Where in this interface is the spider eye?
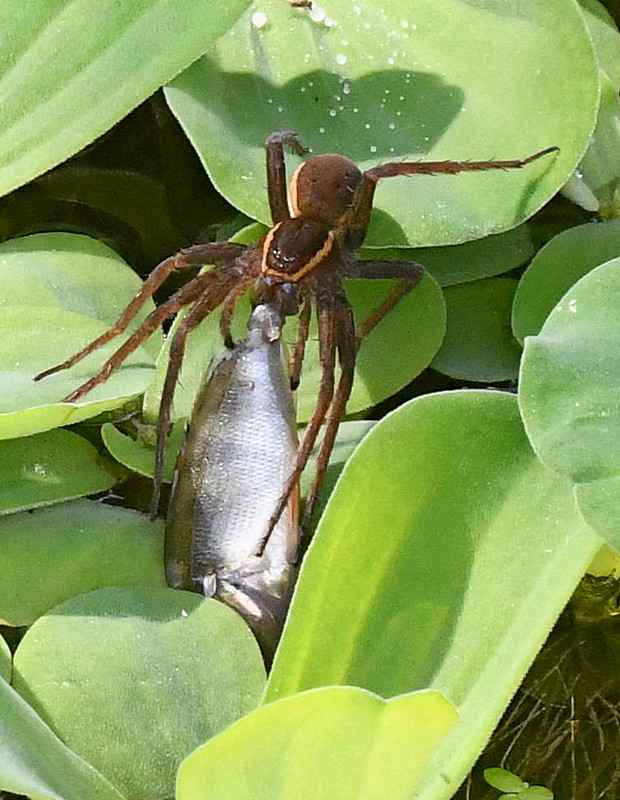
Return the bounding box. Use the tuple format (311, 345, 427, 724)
(262, 218, 334, 281)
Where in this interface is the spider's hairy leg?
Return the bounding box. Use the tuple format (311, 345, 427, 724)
(257, 302, 337, 554)
(346, 146, 559, 247)
(34, 242, 244, 381)
(265, 131, 308, 223)
(219, 278, 256, 349)
(60, 269, 236, 403)
(347, 259, 425, 341)
(150, 273, 246, 519)
(290, 300, 311, 390)
(302, 296, 357, 532)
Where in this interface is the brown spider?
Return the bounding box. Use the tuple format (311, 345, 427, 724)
(35, 132, 557, 541)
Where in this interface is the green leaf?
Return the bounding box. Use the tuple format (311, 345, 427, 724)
(0, 305, 154, 439)
(0, 635, 10, 682)
(484, 767, 526, 793)
(299, 420, 375, 507)
(431, 277, 521, 382)
(166, 0, 596, 246)
(0, 233, 155, 336)
(579, 0, 620, 89)
(365, 225, 534, 287)
(101, 419, 187, 483)
(144, 273, 445, 424)
(13, 586, 265, 800)
(518, 786, 553, 800)
(265, 391, 598, 798)
(0, 674, 124, 800)
(519, 787, 554, 800)
(512, 220, 620, 343)
(520, 257, 620, 545)
(0, 232, 165, 437)
(0, 0, 251, 197)
(0, 429, 119, 515)
(561, 73, 620, 216)
(0, 500, 166, 626)
(177, 687, 457, 800)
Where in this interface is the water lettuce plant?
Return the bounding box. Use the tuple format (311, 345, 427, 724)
(0, 1, 619, 798)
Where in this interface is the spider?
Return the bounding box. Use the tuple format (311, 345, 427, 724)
(35, 132, 557, 542)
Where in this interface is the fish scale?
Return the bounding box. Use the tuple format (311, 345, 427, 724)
(166, 303, 300, 655)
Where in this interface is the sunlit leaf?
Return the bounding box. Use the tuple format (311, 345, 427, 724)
(0, 430, 119, 515)
(520, 257, 620, 545)
(13, 586, 265, 800)
(0, 306, 154, 440)
(0, 674, 123, 800)
(365, 225, 534, 287)
(0, 636, 9, 682)
(177, 687, 457, 800)
(512, 220, 620, 343)
(0, 0, 251, 196)
(167, 0, 596, 246)
(0, 501, 165, 626)
(267, 391, 598, 799)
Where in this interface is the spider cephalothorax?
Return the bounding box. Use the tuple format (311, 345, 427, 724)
(36, 132, 557, 541)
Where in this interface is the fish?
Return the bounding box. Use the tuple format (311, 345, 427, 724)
(165, 302, 300, 655)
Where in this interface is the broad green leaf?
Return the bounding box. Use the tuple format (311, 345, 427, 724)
(166, 0, 596, 246)
(0, 0, 251, 197)
(561, 73, 620, 216)
(0, 232, 164, 439)
(0, 500, 165, 626)
(299, 420, 374, 506)
(143, 273, 445, 423)
(177, 687, 457, 800)
(13, 586, 265, 800)
(512, 220, 620, 343)
(0, 674, 123, 800)
(101, 419, 187, 483)
(566, 0, 620, 214)
(0, 233, 157, 347)
(0, 305, 154, 440)
(520, 788, 553, 800)
(484, 767, 526, 793)
(366, 225, 534, 287)
(0, 636, 9, 682)
(266, 391, 598, 799)
(431, 277, 521, 382)
(579, 0, 620, 89)
(520, 257, 620, 545)
(0, 429, 119, 515)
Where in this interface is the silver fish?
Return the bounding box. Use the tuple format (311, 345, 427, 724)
(165, 303, 300, 653)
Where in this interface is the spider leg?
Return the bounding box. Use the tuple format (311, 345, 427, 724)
(346, 259, 425, 341)
(218, 277, 255, 348)
(290, 300, 311, 390)
(301, 295, 357, 531)
(34, 242, 244, 381)
(265, 131, 307, 223)
(150, 274, 246, 518)
(257, 301, 336, 554)
(346, 146, 559, 247)
(60, 269, 237, 403)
